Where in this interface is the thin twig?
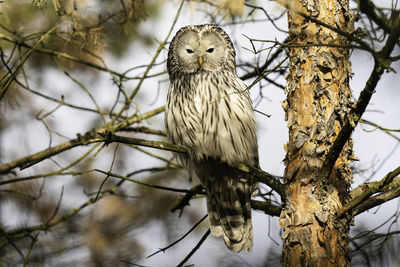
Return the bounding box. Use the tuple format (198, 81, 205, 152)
(95, 169, 192, 194)
(0, 26, 56, 100)
(23, 232, 39, 267)
(110, 0, 185, 124)
(95, 143, 119, 201)
(5, 180, 123, 237)
(176, 229, 211, 267)
(146, 214, 208, 258)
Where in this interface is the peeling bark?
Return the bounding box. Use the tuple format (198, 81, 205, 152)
(280, 0, 354, 266)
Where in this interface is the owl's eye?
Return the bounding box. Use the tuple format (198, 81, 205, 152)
(206, 48, 214, 53)
(186, 49, 194, 54)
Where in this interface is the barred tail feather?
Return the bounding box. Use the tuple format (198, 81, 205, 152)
(197, 161, 253, 252)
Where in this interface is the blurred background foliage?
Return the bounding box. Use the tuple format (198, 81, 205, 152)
(0, 1, 189, 266)
(0, 0, 157, 58)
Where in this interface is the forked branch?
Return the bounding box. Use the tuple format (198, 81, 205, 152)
(322, 14, 400, 178)
(338, 166, 400, 217)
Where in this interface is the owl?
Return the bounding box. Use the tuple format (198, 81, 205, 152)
(165, 24, 259, 252)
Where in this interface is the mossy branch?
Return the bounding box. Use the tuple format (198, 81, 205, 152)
(338, 166, 400, 217)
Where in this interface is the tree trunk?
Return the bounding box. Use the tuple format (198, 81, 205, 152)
(280, 0, 354, 266)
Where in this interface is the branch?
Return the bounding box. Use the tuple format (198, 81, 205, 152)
(0, 134, 284, 203)
(0, 33, 125, 78)
(322, 13, 400, 178)
(146, 214, 208, 258)
(360, 119, 400, 142)
(103, 133, 187, 154)
(251, 199, 282, 217)
(0, 26, 56, 100)
(338, 166, 400, 217)
(170, 184, 282, 217)
(0, 107, 166, 174)
(0, 133, 102, 174)
(352, 181, 400, 217)
(0, 132, 185, 175)
(238, 164, 285, 197)
(359, 0, 392, 35)
(176, 229, 210, 267)
(240, 37, 288, 81)
(119, 126, 166, 136)
(110, 0, 185, 124)
(129, 0, 184, 100)
(95, 169, 191, 194)
(170, 184, 204, 213)
(5, 179, 123, 238)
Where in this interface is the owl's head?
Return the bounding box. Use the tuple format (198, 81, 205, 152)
(168, 24, 236, 76)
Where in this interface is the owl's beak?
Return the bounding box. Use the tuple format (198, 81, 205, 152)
(198, 56, 203, 68)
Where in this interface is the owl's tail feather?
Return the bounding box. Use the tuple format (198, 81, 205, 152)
(204, 173, 253, 253)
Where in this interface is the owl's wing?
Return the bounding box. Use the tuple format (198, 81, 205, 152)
(195, 75, 258, 252)
(223, 76, 259, 167)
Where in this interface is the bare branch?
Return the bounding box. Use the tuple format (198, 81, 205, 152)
(352, 181, 400, 217)
(240, 37, 288, 81)
(238, 164, 285, 198)
(358, 0, 392, 34)
(176, 229, 211, 267)
(360, 119, 400, 142)
(0, 107, 166, 174)
(0, 26, 56, 100)
(338, 165, 400, 217)
(322, 13, 400, 178)
(171, 184, 205, 214)
(110, 0, 186, 124)
(146, 214, 208, 258)
(102, 133, 187, 154)
(95, 169, 191, 194)
(251, 199, 282, 217)
(4, 179, 123, 238)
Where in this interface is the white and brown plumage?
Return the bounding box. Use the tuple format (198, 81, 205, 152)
(165, 24, 258, 252)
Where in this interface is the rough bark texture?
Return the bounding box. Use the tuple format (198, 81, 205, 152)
(279, 0, 354, 266)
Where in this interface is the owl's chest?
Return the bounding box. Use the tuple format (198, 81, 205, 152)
(168, 78, 217, 123)
(166, 73, 256, 164)
(175, 78, 227, 116)
(175, 84, 241, 135)
(166, 76, 223, 138)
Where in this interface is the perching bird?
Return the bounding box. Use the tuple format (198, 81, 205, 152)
(165, 24, 259, 252)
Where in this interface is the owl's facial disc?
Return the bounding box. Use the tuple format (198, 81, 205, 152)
(176, 30, 226, 73)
